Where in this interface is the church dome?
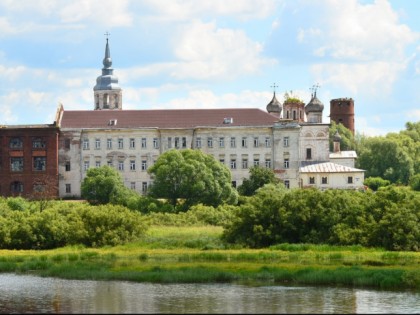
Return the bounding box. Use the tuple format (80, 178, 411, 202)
(266, 92, 282, 115)
(305, 94, 324, 113)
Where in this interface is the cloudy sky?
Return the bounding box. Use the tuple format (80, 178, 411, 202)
(0, 0, 419, 136)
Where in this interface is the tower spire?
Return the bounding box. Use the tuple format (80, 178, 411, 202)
(93, 33, 122, 110)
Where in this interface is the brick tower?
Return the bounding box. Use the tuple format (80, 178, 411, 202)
(329, 98, 355, 134)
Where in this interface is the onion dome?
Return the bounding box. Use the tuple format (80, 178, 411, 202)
(266, 92, 282, 116)
(305, 92, 324, 114)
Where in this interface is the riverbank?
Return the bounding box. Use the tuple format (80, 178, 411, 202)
(0, 226, 419, 290)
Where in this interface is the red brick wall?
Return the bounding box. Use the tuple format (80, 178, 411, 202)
(0, 126, 59, 198)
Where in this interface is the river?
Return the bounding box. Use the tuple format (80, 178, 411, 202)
(0, 273, 418, 314)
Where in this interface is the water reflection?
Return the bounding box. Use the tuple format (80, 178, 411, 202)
(0, 273, 418, 314)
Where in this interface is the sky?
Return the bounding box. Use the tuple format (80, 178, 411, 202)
(0, 0, 419, 136)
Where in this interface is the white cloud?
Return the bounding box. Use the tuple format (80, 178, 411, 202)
(58, 0, 132, 26)
(311, 61, 406, 96)
(356, 116, 391, 136)
(405, 109, 420, 122)
(299, 0, 419, 61)
(142, 0, 278, 21)
(172, 20, 276, 79)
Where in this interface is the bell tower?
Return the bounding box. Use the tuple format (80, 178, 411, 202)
(93, 32, 122, 110)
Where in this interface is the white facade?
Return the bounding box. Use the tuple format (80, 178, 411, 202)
(56, 39, 365, 198)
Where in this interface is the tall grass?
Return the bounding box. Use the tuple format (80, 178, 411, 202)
(0, 225, 419, 290)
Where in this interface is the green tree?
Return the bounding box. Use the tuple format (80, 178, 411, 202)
(329, 121, 356, 151)
(364, 176, 391, 191)
(409, 173, 420, 191)
(237, 166, 281, 196)
(81, 166, 129, 204)
(147, 149, 238, 210)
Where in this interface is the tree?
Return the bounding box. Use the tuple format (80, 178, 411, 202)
(147, 149, 238, 210)
(237, 166, 280, 196)
(364, 176, 391, 191)
(329, 121, 356, 152)
(409, 173, 420, 191)
(81, 166, 129, 204)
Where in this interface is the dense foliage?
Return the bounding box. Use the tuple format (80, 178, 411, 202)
(356, 121, 420, 185)
(223, 185, 420, 251)
(0, 198, 147, 249)
(147, 149, 238, 210)
(329, 121, 356, 151)
(237, 166, 281, 196)
(81, 166, 136, 205)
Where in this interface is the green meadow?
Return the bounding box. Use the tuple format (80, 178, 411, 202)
(1, 225, 419, 291)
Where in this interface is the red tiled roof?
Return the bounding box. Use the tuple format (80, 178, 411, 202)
(60, 108, 279, 129)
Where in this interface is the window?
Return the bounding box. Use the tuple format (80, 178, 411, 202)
(130, 182, 136, 190)
(230, 159, 236, 170)
(232, 181, 237, 188)
(130, 138, 135, 149)
(65, 161, 71, 171)
(175, 137, 180, 148)
(95, 138, 101, 150)
(253, 137, 259, 148)
(230, 137, 236, 148)
(65, 184, 71, 194)
(153, 138, 159, 149)
(309, 177, 315, 184)
(9, 138, 23, 149)
(284, 180, 290, 189)
(118, 138, 124, 149)
(64, 138, 71, 149)
(84, 161, 90, 171)
(284, 159, 289, 169)
(168, 137, 172, 149)
(283, 137, 289, 147)
(219, 137, 225, 148)
(130, 160, 136, 171)
(322, 177, 328, 184)
(182, 137, 187, 148)
(32, 138, 46, 149)
(265, 137, 271, 148)
(10, 157, 23, 172)
(141, 160, 147, 171)
(33, 184, 45, 193)
(207, 137, 213, 148)
(118, 161, 124, 171)
(141, 138, 147, 149)
(196, 137, 202, 148)
(242, 137, 247, 148)
(253, 159, 259, 167)
(348, 176, 353, 184)
(82, 138, 89, 150)
(107, 159, 113, 167)
(95, 160, 101, 168)
(242, 158, 248, 169)
(142, 182, 148, 193)
(219, 158, 225, 164)
(33, 157, 46, 171)
(107, 138, 112, 149)
(306, 148, 312, 160)
(265, 159, 271, 168)
(10, 181, 23, 193)
(293, 110, 297, 120)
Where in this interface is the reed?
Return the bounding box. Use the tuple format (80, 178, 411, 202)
(0, 225, 418, 290)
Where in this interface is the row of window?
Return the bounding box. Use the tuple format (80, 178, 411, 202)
(79, 136, 290, 151)
(2, 181, 46, 193)
(307, 176, 354, 185)
(82, 137, 160, 150)
(8, 157, 46, 172)
(7, 138, 47, 149)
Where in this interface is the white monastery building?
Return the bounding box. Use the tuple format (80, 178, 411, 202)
(55, 38, 365, 198)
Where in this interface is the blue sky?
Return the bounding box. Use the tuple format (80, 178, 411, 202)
(0, 0, 419, 136)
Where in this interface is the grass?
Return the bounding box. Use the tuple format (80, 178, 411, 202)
(0, 225, 419, 290)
